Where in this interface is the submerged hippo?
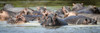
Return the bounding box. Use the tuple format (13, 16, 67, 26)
(72, 3, 100, 14)
(3, 4, 37, 17)
(64, 15, 97, 25)
(7, 13, 27, 24)
(7, 17, 26, 24)
(2, 4, 23, 17)
(39, 14, 68, 26)
(77, 5, 100, 14)
(55, 6, 78, 18)
(37, 6, 46, 11)
(55, 6, 71, 18)
(20, 8, 34, 15)
(72, 3, 84, 11)
(56, 6, 71, 15)
(3, 4, 24, 13)
(23, 15, 42, 21)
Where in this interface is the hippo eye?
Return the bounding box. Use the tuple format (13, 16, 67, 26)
(85, 18, 91, 23)
(85, 19, 88, 21)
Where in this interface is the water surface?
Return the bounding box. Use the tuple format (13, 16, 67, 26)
(0, 21, 100, 33)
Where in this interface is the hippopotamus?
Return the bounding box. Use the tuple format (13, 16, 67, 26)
(21, 7, 50, 21)
(37, 6, 46, 11)
(3, 4, 14, 9)
(56, 6, 71, 15)
(3, 4, 37, 17)
(7, 13, 42, 24)
(55, 6, 71, 18)
(0, 9, 10, 21)
(39, 14, 68, 26)
(77, 5, 99, 14)
(72, 3, 100, 14)
(55, 6, 78, 18)
(3, 4, 24, 13)
(32, 10, 42, 15)
(72, 3, 84, 11)
(7, 17, 27, 24)
(2, 4, 23, 17)
(77, 13, 100, 25)
(7, 14, 27, 24)
(64, 15, 97, 25)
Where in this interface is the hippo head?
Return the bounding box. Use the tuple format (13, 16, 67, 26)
(7, 16, 26, 24)
(41, 14, 60, 26)
(72, 3, 84, 11)
(3, 4, 14, 9)
(24, 8, 28, 11)
(81, 18, 97, 25)
(61, 6, 71, 14)
(88, 5, 100, 14)
(7, 17, 16, 24)
(62, 6, 71, 11)
(37, 6, 46, 11)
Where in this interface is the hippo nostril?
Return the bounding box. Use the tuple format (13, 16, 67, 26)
(94, 21, 97, 24)
(40, 23, 43, 25)
(92, 20, 97, 24)
(89, 20, 97, 25)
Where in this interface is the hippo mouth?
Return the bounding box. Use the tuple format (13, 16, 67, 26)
(88, 21, 97, 25)
(84, 20, 97, 25)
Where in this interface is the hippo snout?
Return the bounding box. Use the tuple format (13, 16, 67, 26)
(88, 19, 97, 25)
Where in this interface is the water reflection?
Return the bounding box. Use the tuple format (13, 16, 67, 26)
(0, 23, 100, 33)
(42, 26, 63, 29)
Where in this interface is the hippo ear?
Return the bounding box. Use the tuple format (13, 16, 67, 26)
(37, 6, 40, 9)
(93, 6, 96, 8)
(37, 17, 40, 20)
(54, 13, 57, 17)
(67, 6, 71, 12)
(84, 18, 91, 24)
(44, 6, 46, 9)
(73, 3, 75, 6)
(63, 6, 66, 7)
(81, 3, 83, 5)
(62, 6, 66, 9)
(83, 19, 87, 24)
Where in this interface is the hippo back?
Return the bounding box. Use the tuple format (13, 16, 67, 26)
(77, 5, 100, 14)
(3, 4, 24, 13)
(64, 15, 97, 25)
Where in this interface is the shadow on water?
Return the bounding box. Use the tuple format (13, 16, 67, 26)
(42, 26, 63, 29)
(0, 21, 100, 33)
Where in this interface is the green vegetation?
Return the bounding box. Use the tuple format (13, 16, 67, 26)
(0, 0, 100, 7)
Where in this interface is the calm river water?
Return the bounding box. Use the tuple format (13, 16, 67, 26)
(0, 21, 100, 33)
